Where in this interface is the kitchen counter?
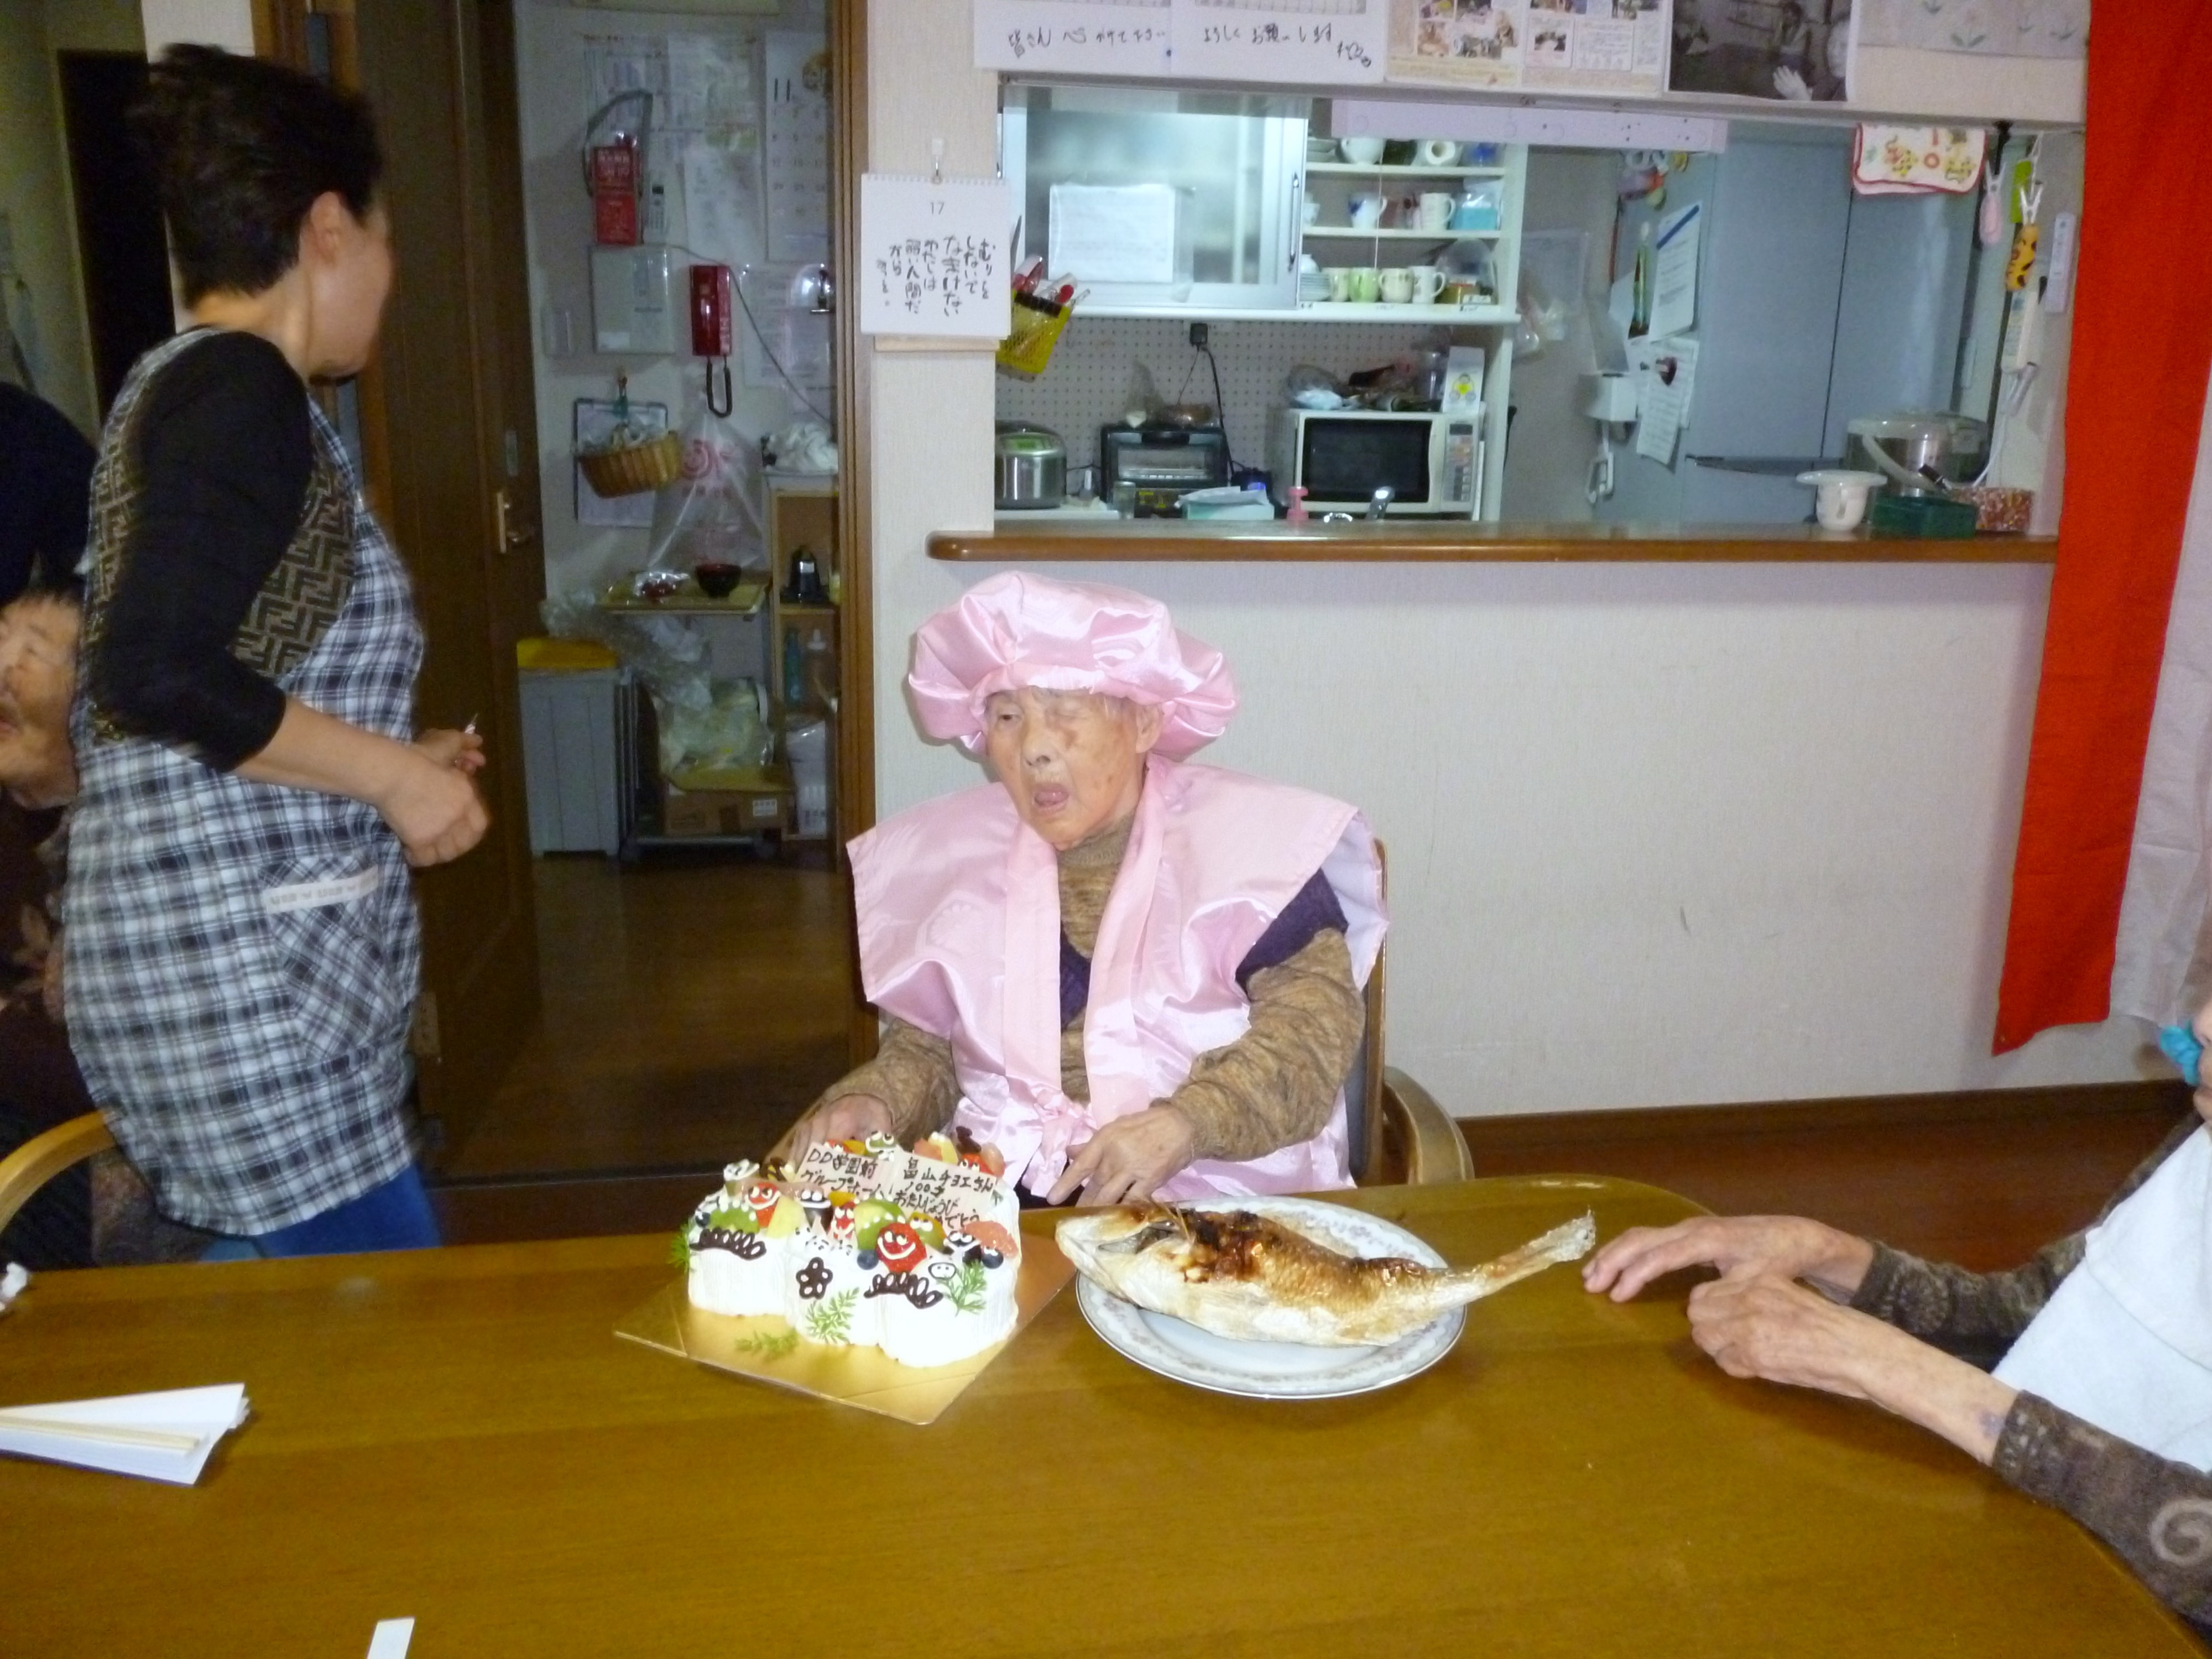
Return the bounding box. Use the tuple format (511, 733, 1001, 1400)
(930, 520, 2059, 565)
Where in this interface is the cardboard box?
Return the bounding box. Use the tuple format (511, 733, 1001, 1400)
(660, 778, 789, 838)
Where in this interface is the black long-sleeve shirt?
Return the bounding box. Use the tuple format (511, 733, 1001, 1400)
(86, 330, 307, 770)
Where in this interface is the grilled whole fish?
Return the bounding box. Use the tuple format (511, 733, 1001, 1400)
(1058, 1203, 1596, 1348)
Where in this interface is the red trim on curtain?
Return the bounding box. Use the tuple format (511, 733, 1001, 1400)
(1993, 12, 2212, 1052)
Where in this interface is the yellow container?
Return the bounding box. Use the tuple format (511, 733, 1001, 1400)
(996, 291, 1073, 377)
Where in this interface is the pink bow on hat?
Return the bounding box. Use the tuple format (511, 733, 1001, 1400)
(907, 572, 1238, 760)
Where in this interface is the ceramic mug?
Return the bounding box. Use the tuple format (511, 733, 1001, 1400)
(1416, 192, 1455, 231)
(1348, 192, 1386, 229)
(1323, 266, 1354, 302)
(1417, 138, 1462, 167)
(1378, 267, 1414, 304)
(1338, 134, 1386, 165)
(1348, 267, 1381, 303)
(1406, 263, 1447, 302)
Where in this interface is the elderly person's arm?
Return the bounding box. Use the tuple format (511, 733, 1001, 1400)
(1689, 1274, 2212, 1634)
(1049, 927, 1363, 1204)
(1170, 928, 1363, 1162)
(1996, 1396, 2212, 1632)
(782, 1019, 959, 1152)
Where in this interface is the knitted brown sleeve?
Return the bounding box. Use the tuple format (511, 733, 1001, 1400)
(1995, 1392, 2212, 1632)
(1848, 1239, 2084, 1368)
(811, 1019, 959, 1142)
(1849, 1115, 2199, 1368)
(1162, 928, 1364, 1164)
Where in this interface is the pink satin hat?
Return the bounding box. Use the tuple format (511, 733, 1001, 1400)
(908, 572, 1238, 759)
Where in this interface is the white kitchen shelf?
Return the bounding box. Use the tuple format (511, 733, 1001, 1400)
(1070, 301, 1516, 324)
(1295, 301, 1516, 324)
(1302, 227, 1503, 241)
(1305, 163, 1510, 178)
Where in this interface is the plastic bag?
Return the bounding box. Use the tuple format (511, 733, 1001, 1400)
(540, 588, 711, 712)
(656, 677, 773, 782)
(645, 403, 767, 575)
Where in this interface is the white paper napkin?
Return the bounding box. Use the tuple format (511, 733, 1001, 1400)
(0, 1383, 248, 1484)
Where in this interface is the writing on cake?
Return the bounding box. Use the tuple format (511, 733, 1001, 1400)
(680, 1132, 1022, 1369)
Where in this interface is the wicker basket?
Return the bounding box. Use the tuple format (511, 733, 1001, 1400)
(578, 430, 684, 497)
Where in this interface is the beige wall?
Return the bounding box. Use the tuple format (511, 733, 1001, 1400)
(860, 0, 2150, 1119)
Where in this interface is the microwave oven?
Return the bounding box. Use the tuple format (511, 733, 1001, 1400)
(1267, 408, 1482, 518)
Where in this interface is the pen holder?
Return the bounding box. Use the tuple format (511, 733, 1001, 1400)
(997, 291, 1073, 377)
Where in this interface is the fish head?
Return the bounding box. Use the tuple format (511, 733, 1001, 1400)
(1053, 1203, 1191, 1280)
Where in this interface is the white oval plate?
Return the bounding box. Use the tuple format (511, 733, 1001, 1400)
(1073, 1196, 1465, 1400)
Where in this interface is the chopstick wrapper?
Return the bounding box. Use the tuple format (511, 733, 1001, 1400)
(0, 1384, 248, 1484)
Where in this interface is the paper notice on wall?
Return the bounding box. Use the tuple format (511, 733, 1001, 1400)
(859, 174, 1012, 337)
(1647, 201, 1699, 340)
(583, 32, 665, 121)
(765, 31, 831, 263)
(681, 140, 759, 269)
(1049, 184, 1181, 285)
(1171, 0, 1385, 84)
(1385, 0, 1667, 95)
(1631, 335, 1696, 465)
(974, 0, 1172, 74)
(666, 33, 753, 134)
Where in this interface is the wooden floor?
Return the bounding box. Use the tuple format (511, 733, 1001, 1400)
(441, 851, 851, 1181)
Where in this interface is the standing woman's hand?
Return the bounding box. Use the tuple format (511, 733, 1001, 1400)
(378, 741, 487, 865)
(414, 726, 486, 775)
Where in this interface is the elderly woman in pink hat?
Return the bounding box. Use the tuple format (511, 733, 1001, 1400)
(785, 572, 1385, 1206)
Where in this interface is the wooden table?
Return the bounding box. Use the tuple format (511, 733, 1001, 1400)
(0, 1178, 2194, 1656)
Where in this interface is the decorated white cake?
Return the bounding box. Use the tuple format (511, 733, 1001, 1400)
(680, 1133, 1023, 1369)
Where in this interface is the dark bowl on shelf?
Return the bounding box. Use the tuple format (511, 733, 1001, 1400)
(693, 561, 743, 598)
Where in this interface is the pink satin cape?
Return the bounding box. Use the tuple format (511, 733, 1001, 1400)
(849, 758, 1386, 1199)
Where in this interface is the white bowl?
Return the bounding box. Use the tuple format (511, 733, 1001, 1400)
(1338, 135, 1386, 166)
(1797, 469, 1887, 532)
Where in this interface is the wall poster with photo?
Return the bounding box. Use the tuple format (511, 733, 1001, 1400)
(1668, 0, 1852, 102)
(1387, 0, 1668, 95)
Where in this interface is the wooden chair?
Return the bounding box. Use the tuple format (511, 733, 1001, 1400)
(0, 1112, 114, 1239)
(1347, 842, 1474, 1188)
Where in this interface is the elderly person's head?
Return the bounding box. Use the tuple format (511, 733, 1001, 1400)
(908, 574, 1237, 851)
(0, 589, 80, 810)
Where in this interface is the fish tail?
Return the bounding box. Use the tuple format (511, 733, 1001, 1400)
(1425, 1211, 1597, 1314)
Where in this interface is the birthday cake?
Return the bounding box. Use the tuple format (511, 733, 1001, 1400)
(681, 1133, 1023, 1369)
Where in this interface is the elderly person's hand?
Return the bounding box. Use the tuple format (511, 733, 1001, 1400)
(1047, 1105, 1196, 1206)
(1687, 1272, 2018, 1464)
(1584, 1214, 1875, 1303)
(778, 1093, 894, 1158)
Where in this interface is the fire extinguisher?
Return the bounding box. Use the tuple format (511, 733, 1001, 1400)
(690, 263, 734, 416)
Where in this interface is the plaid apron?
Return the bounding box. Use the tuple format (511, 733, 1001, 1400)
(65, 331, 424, 1234)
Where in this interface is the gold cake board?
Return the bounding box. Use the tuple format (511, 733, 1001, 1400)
(614, 1216, 1076, 1426)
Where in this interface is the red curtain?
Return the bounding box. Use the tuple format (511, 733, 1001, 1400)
(1994, 11, 2212, 1051)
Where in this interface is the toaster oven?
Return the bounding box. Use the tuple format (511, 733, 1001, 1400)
(1099, 424, 1230, 518)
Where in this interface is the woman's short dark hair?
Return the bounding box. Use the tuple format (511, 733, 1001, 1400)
(131, 45, 383, 304)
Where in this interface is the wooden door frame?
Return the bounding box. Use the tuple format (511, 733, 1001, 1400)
(830, 0, 878, 1068)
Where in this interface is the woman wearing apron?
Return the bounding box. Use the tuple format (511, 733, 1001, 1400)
(65, 46, 486, 1256)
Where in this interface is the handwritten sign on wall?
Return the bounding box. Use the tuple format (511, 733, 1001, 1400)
(1172, 0, 1385, 86)
(859, 174, 1011, 338)
(974, 0, 1171, 76)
